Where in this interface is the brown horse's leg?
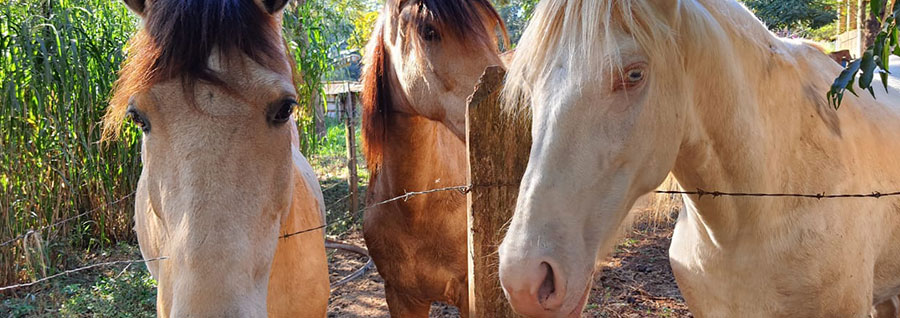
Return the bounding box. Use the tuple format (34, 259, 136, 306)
(385, 285, 432, 318)
(446, 277, 468, 318)
(874, 295, 900, 318)
(455, 293, 469, 318)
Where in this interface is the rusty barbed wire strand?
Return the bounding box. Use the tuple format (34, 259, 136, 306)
(0, 193, 135, 248)
(10, 184, 900, 249)
(368, 185, 471, 207)
(0, 257, 168, 292)
(8, 183, 900, 291)
(286, 184, 900, 237)
(652, 189, 900, 199)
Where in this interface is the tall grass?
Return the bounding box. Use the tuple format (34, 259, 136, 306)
(0, 0, 140, 288)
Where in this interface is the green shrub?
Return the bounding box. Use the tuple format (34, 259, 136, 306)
(59, 269, 156, 318)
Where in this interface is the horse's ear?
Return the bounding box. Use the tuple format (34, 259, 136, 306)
(122, 0, 147, 16)
(256, 0, 291, 14)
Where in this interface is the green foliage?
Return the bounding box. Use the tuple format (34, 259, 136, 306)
(1, 264, 156, 317)
(315, 117, 356, 157)
(829, 1, 899, 108)
(283, 0, 377, 153)
(0, 0, 141, 287)
(493, 0, 540, 46)
(347, 10, 379, 56)
(337, 0, 380, 56)
(58, 269, 156, 318)
(284, 1, 332, 154)
(742, 0, 839, 31)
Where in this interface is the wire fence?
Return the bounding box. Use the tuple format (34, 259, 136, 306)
(0, 193, 135, 248)
(654, 189, 900, 199)
(0, 257, 167, 292)
(5, 182, 900, 292)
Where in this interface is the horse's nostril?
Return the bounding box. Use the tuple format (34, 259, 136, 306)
(538, 262, 555, 306)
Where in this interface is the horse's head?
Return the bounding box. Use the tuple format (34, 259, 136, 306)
(498, 1, 701, 316)
(106, 0, 308, 315)
(361, 0, 507, 164)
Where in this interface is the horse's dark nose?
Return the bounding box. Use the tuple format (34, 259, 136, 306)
(500, 260, 566, 316)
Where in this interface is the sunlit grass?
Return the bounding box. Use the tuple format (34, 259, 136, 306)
(0, 0, 140, 288)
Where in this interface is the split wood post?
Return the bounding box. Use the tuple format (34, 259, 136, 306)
(466, 66, 531, 318)
(344, 84, 359, 216)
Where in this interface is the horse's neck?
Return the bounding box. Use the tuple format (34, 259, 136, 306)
(374, 113, 467, 201)
(671, 12, 900, 243)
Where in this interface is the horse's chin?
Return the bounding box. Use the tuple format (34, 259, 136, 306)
(565, 272, 595, 318)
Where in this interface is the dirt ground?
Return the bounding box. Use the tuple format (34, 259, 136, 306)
(326, 233, 458, 318)
(326, 224, 689, 318)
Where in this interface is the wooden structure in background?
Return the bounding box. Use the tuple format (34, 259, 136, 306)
(836, 0, 867, 56)
(323, 81, 362, 118)
(466, 66, 531, 318)
(835, 0, 897, 57)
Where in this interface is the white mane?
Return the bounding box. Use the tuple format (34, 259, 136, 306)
(502, 0, 782, 112)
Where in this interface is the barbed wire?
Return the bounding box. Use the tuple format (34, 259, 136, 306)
(7, 183, 900, 292)
(287, 184, 900, 238)
(652, 189, 900, 199)
(369, 185, 471, 207)
(9, 184, 900, 248)
(0, 193, 135, 248)
(0, 257, 168, 292)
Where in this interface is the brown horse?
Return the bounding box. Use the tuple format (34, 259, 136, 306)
(104, 0, 329, 316)
(360, 0, 507, 316)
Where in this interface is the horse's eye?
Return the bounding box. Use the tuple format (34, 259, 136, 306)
(626, 69, 644, 83)
(421, 24, 439, 42)
(616, 63, 648, 91)
(126, 108, 150, 133)
(269, 99, 297, 125)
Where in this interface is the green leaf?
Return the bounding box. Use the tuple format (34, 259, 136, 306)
(872, 0, 883, 22)
(828, 58, 862, 109)
(858, 50, 877, 98)
(876, 31, 890, 70)
(891, 25, 899, 47)
(847, 75, 859, 97)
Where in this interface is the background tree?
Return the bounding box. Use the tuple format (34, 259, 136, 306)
(743, 0, 839, 29)
(492, 0, 540, 47)
(741, 0, 839, 39)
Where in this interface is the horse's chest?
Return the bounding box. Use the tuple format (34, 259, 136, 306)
(668, 215, 874, 317)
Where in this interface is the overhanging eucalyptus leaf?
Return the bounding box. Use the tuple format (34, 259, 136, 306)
(828, 58, 861, 109)
(858, 50, 877, 97)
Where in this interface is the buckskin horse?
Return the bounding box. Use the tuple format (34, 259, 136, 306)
(104, 0, 329, 316)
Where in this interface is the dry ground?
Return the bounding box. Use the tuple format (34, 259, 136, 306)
(326, 193, 690, 318)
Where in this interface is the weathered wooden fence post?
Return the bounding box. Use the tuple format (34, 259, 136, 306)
(344, 83, 359, 216)
(466, 66, 531, 317)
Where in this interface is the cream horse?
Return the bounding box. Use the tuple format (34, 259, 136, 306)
(497, 0, 900, 317)
(104, 0, 328, 316)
